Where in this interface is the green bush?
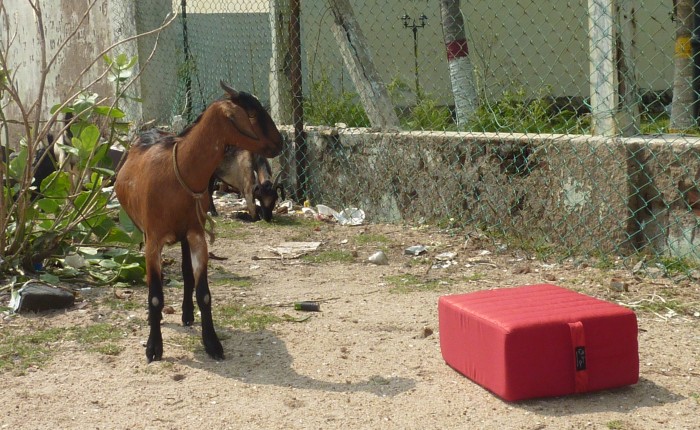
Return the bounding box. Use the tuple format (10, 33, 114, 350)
(304, 74, 370, 127)
(468, 87, 589, 134)
(1, 54, 144, 280)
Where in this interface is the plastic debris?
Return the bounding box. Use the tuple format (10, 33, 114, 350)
(368, 251, 389, 265)
(317, 204, 365, 226)
(435, 252, 457, 261)
(405, 245, 428, 256)
(294, 301, 321, 312)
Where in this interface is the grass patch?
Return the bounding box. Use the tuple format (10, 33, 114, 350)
(72, 323, 123, 345)
(215, 218, 249, 239)
(216, 303, 282, 331)
(0, 322, 127, 373)
(385, 273, 447, 293)
(303, 250, 355, 264)
(354, 233, 389, 246)
(0, 327, 65, 373)
(462, 272, 485, 282)
(209, 266, 252, 288)
(103, 295, 143, 312)
(606, 420, 625, 430)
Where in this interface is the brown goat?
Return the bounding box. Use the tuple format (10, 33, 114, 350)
(208, 148, 285, 221)
(115, 81, 283, 362)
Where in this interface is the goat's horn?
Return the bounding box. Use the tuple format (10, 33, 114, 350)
(273, 170, 283, 186)
(220, 80, 239, 98)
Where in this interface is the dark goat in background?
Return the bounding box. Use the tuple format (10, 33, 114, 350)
(208, 148, 285, 221)
(115, 81, 283, 362)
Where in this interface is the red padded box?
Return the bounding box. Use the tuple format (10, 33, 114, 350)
(438, 284, 638, 401)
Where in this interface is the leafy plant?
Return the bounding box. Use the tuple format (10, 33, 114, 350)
(405, 96, 455, 131)
(1, 52, 143, 280)
(468, 87, 589, 134)
(304, 72, 370, 127)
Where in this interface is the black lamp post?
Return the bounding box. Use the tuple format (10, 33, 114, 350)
(401, 13, 427, 99)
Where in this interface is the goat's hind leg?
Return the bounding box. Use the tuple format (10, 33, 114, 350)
(188, 232, 224, 360)
(180, 239, 195, 326)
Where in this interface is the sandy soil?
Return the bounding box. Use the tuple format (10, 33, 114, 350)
(1, 206, 699, 430)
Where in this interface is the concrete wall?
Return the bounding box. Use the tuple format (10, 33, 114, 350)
(278, 128, 700, 260)
(0, 0, 140, 146)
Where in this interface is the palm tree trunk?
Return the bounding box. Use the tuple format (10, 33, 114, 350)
(440, 0, 478, 126)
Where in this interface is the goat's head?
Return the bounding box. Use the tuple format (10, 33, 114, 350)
(253, 178, 284, 222)
(218, 81, 283, 158)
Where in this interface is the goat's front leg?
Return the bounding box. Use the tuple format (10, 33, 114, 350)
(187, 231, 224, 360)
(145, 240, 165, 362)
(181, 239, 195, 326)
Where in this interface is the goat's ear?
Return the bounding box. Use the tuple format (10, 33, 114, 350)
(223, 104, 259, 141)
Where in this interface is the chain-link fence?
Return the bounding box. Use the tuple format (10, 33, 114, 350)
(8, 0, 700, 275)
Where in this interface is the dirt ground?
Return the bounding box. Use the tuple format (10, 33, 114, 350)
(1, 202, 699, 430)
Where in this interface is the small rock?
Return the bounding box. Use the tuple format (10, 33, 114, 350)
(418, 327, 434, 338)
(11, 282, 75, 313)
(609, 278, 628, 292)
(163, 305, 175, 315)
(512, 264, 532, 275)
(368, 251, 389, 265)
(172, 374, 185, 382)
(543, 273, 557, 282)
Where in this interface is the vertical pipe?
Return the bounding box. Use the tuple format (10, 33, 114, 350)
(289, 0, 307, 202)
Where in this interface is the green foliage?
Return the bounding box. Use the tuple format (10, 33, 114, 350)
(304, 73, 371, 127)
(0, 323, 124, 373)
(467, 87, 589, 134)
(302, 250, 355, 264)
(216, 303, 282, 331)
(385, 273, 448, 293)
(1, 54, 143, 282)
(405, 96, 454, 131)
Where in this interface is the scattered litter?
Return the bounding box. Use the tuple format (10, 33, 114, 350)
(477, 250, 491, 256)
(262, 241, 322, 259)
(294, 301, 321, 312)
(64, 252, 87, 269)
(368, 251, 389, 265)
(316, 205, 365, 226)
(10, 281, 75, 313)
(432, 260, 457, 269)
(405, 245, 427, 256)
(435, 252, 457, 261)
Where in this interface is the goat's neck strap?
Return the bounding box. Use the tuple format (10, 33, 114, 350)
(172, 142, 216, 244)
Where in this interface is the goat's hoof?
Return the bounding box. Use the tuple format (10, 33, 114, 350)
(204, 338, 224, 361)
(146, 344, 163, 363)
(182, 315, 194, 326)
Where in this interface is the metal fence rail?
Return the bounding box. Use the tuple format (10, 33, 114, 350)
(5, 0, 700, 276)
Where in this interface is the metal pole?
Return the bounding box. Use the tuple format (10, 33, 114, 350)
(181, 0, 193, 121)
(289, 0, 307, 202)
(413, 26, 420, 99)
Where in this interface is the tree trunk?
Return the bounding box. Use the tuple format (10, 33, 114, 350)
(588, 0, 616, 135)
(439, 0, 478, 126)
(269, 0, 293, 125)
(328, 0, 400, 130)
(670, 0, 696, 132)
(615, 1, 640, 136)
